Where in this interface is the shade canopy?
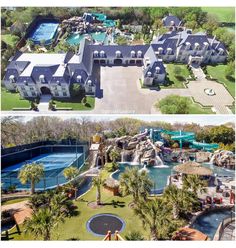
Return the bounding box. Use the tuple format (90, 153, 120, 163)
(174, 161, 213, 176)
(172, 227, 208, 241)
(104, 178, 120, 189)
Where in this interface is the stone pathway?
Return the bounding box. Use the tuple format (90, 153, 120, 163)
(220, 221, 235, 240)
(37, 94, 51, 112)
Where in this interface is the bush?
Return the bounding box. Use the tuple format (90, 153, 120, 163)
(105, 162, 119, 172)
(157, 95, 190, 114)
(70, 83, 83, 97)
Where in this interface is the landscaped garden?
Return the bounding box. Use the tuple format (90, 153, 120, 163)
(206, 65, 235, 97)
(1, 34, 20, 47)
(156, 95, 213, 114)
(162, 64, 191, 89)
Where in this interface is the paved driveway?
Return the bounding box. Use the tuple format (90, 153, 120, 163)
(94, 66, 190, 114)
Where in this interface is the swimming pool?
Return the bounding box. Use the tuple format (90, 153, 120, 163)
(112, 162, 235, 194)
(1, 153, 84, 191)
(29, 21, 59, 45)
(66, 32, 108, 45)
(191, 208, 235, 240)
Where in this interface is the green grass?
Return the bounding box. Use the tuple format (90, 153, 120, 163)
(2, 197, 30, 206)
(1, 87, 30, 110)
(206, 65, 235, 97)
(1, 34, 20, 47)
(201, 7, 235, 23)
(7, 184, 149, 240)
(188, 100, 214, 114)
(54, 96, 95, 110)
(162, 64, 190, 89)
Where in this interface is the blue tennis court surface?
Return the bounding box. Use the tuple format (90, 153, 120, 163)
(2, 153, 84, 191)
(29, 22, 59, 45)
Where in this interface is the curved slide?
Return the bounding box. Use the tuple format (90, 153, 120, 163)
(162, 130, 219, 151)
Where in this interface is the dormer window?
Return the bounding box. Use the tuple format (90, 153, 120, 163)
(194, 43, 200, 50)
(24, 80, 28, 86)
(93, 50, 99, 57)
(77, 75, 82, 83)
(87, 80, 92, 86)
(131, 50, 135, 58)
(137, 50, 142, 58)
(218, 48, 224, 55)
(185, 42, 191, 50)
(167, 48, 172, 55)
(9, 75, 15, 83)
(39, 74, 45, 83)
(158, 47, 163, 54)
(155, 66, 160, 74)
(116, 50, 121, 58)
(100, 50, 105, 57)
(56, 80, 61, 86)
(147, 71, 152, 77)
(203, 42, 209, 50)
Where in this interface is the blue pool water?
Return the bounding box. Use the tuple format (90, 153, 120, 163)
(112, 162, 235, 194)
(1, 153, 84, 190)
(191, 209, 235, 240)
(29, 22, 59, 45)
(67, 32, 108, 45)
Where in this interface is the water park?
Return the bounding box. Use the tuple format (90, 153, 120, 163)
(1, 123, 235, 241)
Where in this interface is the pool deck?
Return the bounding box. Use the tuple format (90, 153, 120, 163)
(220, 221, 235, 240)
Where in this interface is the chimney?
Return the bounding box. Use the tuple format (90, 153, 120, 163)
(211, 35, 216, 46)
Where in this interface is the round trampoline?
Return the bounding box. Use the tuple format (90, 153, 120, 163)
(86, 214, 125, 236)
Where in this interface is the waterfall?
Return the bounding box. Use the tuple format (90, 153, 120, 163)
(154, 154, 169, 168)
(132, 150, 140, 164)
(210, 154, 216, 164)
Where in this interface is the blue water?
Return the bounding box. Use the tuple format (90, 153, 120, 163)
(112, 162, 235, 193)
(1, 153, 83, 190)
(191, 209, 235, 239)
(67, 32, 108, 45)
(29, 22, 59, 44)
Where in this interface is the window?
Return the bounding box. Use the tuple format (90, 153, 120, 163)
(63, 91, 67, 96)
(24, 92, 28, 97)
(21, 86, 25, 90)
(32, 92, 36, 96)
(30, 87, 34, 91)
(55, 92, 59, 96)
(62, 87, 66, 91)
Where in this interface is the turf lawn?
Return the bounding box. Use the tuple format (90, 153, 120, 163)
(2, 198, 30, 206)
(206, 65, 235, 97)
(1, 87, 30, 110)
(162, 64, 190, 89)
(188, 100, 214, 114)
(54, 96, 95, 110)
(201, 7, 235, 23)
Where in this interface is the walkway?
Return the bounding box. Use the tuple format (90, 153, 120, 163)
(2, 201, 32, 224)
(220, 221, 235, 240)
(37, 94, 51, 112)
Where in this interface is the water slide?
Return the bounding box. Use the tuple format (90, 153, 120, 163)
(162, 130, 219, 151)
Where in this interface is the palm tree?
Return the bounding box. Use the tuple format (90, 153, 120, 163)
(109, 149, 120, 163)
(119, 167, 153, 203)
(133, 198, 171, 240)
(92, 175, 104, 205)
(23, 207, 64, 240)
(182, 174, 208, 197)
(63, 166, 80, 198)
(18, 163, 44, 194)
(164, 184, 200, 219)
(125, 231, 145, 240)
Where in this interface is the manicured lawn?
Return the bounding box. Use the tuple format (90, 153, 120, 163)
(8, 174, 149, 240)
(162, 64, 190, 89)
(201, 7, 235, 23)
(1, 87, 30, 110)
(206, 65, 235, 97)
(54, 96, 95, 110)
(2, 197, 30, 206)
(188, 100, 214, 114)
(1, 34, 20, 47)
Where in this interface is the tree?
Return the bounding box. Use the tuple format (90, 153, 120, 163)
(109, 149, 120, 163)
(18, 163, 44, 194)
(133, 198, 171, 240)
(63, 166, 80, 197)
(225, 62, 235, 81)
(92, 175, 104, 205)
(119, 167, 153, 203)
(157, 95, 190, 114)
(23, 207, 63, 240)
(163, 184, 198, 219)
(70, 83, 82, 97)
(182, 174, 207, 197)
(125, 231, 145, 240)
